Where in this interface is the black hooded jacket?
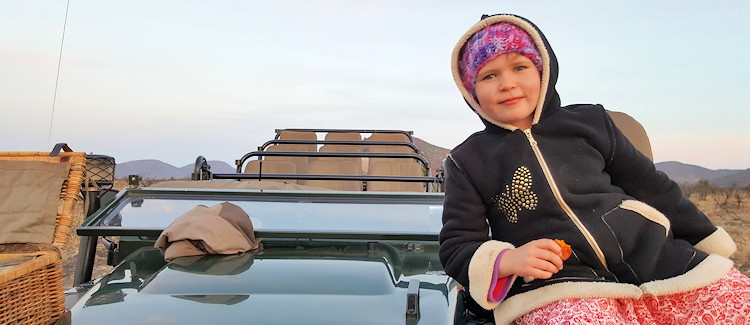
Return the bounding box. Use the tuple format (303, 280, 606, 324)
(438, 14, 737, 324)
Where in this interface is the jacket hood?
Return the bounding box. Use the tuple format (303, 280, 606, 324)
(451, 14, 561, 131)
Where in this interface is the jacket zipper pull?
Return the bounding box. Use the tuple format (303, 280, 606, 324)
(523, 129, 537, 146)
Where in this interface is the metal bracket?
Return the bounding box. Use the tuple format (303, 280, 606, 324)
(406, 279, 420, 320)
(49, 143, 73, 157)
(128, 175, 141, 188)
(404, 242, 423, 252)
(101, 237, 118, 266)
(192, 156, 212, 180)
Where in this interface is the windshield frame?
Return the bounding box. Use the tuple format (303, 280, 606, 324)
(77, 186, 445, 241)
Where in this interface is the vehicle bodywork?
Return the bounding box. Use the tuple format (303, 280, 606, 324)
(63, 129, 471, 324)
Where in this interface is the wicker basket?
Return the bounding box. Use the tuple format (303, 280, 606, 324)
(0, 249, 65, 325)
(0, 151, 86, 325)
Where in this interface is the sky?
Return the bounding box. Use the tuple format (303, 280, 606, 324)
(1, 1, 749, 170)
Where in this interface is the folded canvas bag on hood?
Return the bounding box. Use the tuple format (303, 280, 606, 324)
(155, 202, 261, 262)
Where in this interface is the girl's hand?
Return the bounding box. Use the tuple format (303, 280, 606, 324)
(498, 239, 564, 279)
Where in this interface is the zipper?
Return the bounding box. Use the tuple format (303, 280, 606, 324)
(523, 129, 609, 271)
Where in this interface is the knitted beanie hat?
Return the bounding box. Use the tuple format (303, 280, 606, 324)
(459, 22, 543, 96)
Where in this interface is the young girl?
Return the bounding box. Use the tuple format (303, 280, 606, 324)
(439, 14, 749, 324)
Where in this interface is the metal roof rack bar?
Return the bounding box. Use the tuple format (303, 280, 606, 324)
(212, 173, 441, 183)
(258, 139, 419, 152)
(236, 151, 430, 173)
(274, 129, 414, 143)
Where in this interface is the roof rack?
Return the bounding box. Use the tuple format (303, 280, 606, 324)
(193, 128, 444, 192)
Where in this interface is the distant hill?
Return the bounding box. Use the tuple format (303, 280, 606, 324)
(113, 142, 747, 187)
(413, 137, 450, 175)
(701, 169, 750, 187)
(654, 161, 748, 186)
(115, 159, 235, 179)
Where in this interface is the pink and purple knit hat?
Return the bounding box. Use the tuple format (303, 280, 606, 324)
(459, 23, 543, 96)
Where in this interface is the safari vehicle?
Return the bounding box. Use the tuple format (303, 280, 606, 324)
(63, 129, 462, 324)
(63, 115, 651, 324)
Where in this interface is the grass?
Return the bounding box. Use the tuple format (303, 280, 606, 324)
(689, 191, 750, 275)
(59, 202, 113, 289)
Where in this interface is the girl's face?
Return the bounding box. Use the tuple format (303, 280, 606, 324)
(474, 53, 541, 130)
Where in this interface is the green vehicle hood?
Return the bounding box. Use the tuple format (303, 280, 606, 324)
(69, 242, 454, 324)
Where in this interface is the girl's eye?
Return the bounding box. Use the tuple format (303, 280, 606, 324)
(481, 73, 496, 80)
(513, 65, 528, 72)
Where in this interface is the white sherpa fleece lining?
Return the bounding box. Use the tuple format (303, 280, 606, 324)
(695, 227, 737, 258)
(619, 200, 671, 236)
(468, 240, 516, 310)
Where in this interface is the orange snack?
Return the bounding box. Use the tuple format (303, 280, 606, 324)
(554, 239, 572, 261)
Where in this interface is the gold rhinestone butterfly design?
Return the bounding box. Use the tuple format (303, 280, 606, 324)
(492, 166, 538, 223)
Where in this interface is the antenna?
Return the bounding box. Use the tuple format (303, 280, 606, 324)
(48, 0, 71, 147)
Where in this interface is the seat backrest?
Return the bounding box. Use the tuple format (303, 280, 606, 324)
(304, 158, 363, 191)
(324, 132, 362, 141)
(366, 132, 411, 142)
(366, 161, 425, 192)
(607, 111, 653, 161)
(320, 144, 363, 156)
(0, 151, 86, 248)
(367, 144, 415, 154)
(244, 159, 297, 174)
(265, 144, 313, 174)
(243, 159, 298, 184)
(277, 131, 317, 152)
(366, 145, 418, 172)
(278, 130, 317, 141)
(319, 144, 364, 175)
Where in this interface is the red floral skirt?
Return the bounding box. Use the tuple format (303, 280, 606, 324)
(516, 268, 750, 325)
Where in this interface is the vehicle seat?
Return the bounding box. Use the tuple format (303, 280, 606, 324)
(304, 159, 363, 191)
(243, 159, 298, 184)
(320, 144, 363, 155)
(324, 132, 362, 141)
(367, 161, 425, 192)
(366, 144, 416, 162)
(366, 132, 411, 142)
(278, 130, 317, 140)
(277, 131, 317, 152)
(304, 145, 364, 191)
(265, 144, 314, 175)
(607, 111, 653, 161)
